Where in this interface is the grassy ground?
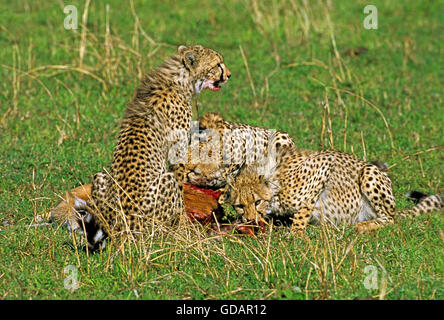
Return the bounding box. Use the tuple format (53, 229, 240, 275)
(0, 0, 443, 300)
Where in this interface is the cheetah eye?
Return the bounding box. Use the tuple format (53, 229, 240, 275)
(255, 200, 263, 207)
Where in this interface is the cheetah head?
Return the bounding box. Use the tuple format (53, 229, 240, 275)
(185, 162, 225, 187)
(178, 45, 231, 93)
(222, 169, 273, 224)
(182, 139, 228, 188)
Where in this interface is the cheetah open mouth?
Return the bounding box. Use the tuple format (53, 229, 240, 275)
(208, 86, 220, 91)
(204, 80, 224, 92)
(204, 64, 229, 92)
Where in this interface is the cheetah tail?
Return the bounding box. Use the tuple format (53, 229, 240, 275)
(397, 192, 443, 218)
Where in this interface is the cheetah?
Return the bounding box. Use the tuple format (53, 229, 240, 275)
(223, 146, 443, 233)
(63, 45, 230, 250)
(173, 112, 295, 189)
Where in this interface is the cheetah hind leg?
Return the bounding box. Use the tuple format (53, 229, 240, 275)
(357, 169, 443, 233)
(355, 164, 396, 233)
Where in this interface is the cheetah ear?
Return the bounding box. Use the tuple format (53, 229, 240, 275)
(179, 45, 196, 69)
(178, 45, 188, 54)
(185, 52, 195, 67)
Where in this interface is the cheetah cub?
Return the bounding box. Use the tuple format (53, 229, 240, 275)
(224, 147, 442, 233)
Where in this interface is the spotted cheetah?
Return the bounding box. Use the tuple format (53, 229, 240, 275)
(174, 112, 295, 189)
(224, 146, 443, 233)
(65, 45, 230, 249)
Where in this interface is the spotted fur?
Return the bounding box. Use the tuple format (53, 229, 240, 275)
(225, 146, 443, 233)
(175, 112, 295, 191)
(77, 45, 231, 249)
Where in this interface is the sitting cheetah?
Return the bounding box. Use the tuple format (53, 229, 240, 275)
(68, 45, 230, 249)
(223, 146, 443, 233)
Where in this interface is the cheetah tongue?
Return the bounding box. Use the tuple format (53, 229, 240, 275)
(209, 87, 221, 91)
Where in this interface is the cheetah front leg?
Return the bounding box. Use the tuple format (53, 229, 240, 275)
(356, 164, 395, 233)
(283, 154, 334, 235)
(290, 207, 313, 235)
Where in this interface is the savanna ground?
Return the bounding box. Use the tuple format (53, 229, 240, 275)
(0, 0, 443, 300)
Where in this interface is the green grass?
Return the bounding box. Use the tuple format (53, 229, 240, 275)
(0, 0, 443, 300)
